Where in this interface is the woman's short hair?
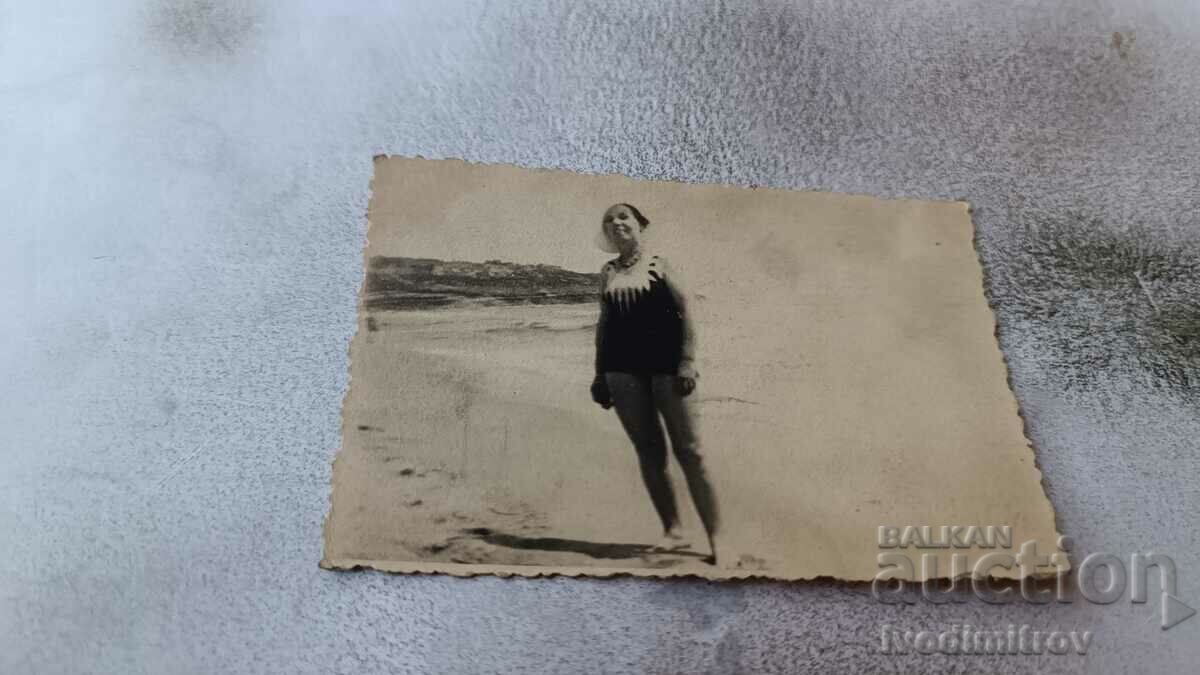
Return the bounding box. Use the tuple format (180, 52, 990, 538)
(617, 203, 650, 229)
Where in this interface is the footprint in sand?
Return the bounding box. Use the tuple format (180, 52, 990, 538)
(734, 554, 769, 571)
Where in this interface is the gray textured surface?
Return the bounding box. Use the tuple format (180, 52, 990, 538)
(3, 0, 1199, 672)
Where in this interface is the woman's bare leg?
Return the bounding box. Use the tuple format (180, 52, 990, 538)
(605, 372, 680, 536)
(652, 375, 720, 562)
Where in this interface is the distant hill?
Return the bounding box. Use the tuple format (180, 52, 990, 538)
(364, 256, 601, 310)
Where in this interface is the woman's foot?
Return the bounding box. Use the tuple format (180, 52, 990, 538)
(704, 533, 719, 566)
(653, 529, 691, 552)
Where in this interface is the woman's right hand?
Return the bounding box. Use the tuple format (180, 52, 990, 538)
(590, 374, 613, 409)
(675, 361, 699, 397)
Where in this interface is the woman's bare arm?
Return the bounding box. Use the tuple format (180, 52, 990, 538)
(659, 257, 698, 379)
(594, 264, 611, 375)
(591, 265, 614, 407)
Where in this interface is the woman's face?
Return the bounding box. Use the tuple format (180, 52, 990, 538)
(602, 204, 642, 250)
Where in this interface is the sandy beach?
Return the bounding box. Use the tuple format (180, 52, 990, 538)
(325, 275, 1062, 580)
(325, 303, 778, 574)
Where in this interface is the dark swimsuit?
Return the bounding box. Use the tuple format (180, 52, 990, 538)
(596, 255, 684, 375)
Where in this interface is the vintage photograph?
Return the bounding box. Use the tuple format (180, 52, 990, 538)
(322, 157, 1061, 580)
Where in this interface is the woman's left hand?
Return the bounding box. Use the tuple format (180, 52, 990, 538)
(675, 361, 698, 397)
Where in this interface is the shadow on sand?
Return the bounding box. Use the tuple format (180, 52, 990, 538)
(457, 527, 709, 561)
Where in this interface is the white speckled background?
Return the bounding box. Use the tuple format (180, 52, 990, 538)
(3, 1, 1198, 672)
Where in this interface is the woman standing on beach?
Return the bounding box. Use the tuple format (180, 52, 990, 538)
(589, 203, 720, 565)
